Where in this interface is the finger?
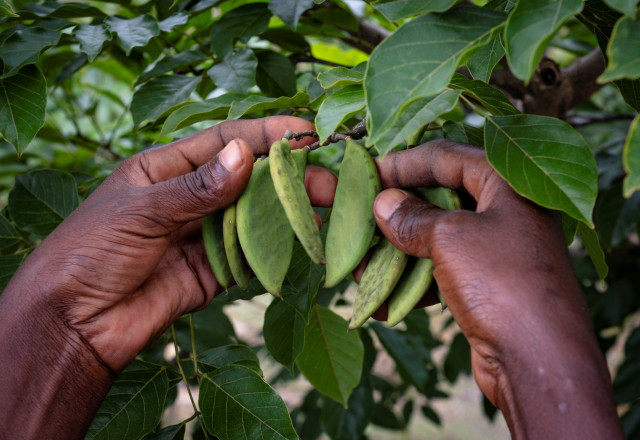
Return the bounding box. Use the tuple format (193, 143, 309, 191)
(129, 139, 254, 235)
(122, 116, 316, 185)
(373, 189, 448, 259)
(375, 140, 509, 208)
(305, 166, 337, 207)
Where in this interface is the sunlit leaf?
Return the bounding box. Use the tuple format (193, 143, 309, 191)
(207, 48, 258, 93)
(228, 92, 308, 120)
(200, 365, 298, 440)
(269, 0, 314, 29)
(504, 0, 583, 81)
(623, 115, 640, 197)
(315, 85, 365, 143)
(130, 75, 201, 126)
(600, 15, 640, 82)
(296, 305, 364, 406)
(373, 90, 461, 155)
(107, 15, 160, 56)
(75, 24, 112, 62)
(86, 361, 170, 440)
(0, 65, 46, 155)
(373, 0, 457, 21)
(158, 94, 243, 139)
(0, 27, 60, 77)
(318, 67, 363, 89)
(484, 114, 598, 226)
(158, 12, 189, 32)
(364, 6, 505, 149)
(0, 0, 17, 17)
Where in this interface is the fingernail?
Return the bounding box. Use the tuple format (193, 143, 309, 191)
(219, 140, 244, 172)
(374, 189, 408, 221)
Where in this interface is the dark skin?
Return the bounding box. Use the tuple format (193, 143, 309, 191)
(0, 117, 624, 439)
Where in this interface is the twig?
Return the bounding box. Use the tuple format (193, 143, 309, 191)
(283, 119, 368, 151)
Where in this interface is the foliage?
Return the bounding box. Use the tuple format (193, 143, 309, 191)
(0, 0, 639, 439)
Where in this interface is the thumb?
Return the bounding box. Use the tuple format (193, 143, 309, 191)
(134, 139, 254, 235)
(373, 189, 446, 259)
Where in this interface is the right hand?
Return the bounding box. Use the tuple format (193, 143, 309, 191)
(372, 140, 624, 439)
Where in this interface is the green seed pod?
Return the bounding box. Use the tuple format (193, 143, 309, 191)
(202, 210, 233, 290)
(222, 203, 251, 291)
(349, 237, 408, 330)
(270, 140, 325, 265)
(236, 158, 294, 298)
(325, 140, 381, 288)
(414, 187, 461, 210)
(386, 257, 434, 328)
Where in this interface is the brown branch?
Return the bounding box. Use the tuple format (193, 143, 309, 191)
(488, 48, 606, 118)
(284, 119, 368, 151)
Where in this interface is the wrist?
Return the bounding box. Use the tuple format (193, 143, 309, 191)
(0, 278, 115, 439)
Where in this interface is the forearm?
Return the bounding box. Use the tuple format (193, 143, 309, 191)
(0, 280, 114, 439)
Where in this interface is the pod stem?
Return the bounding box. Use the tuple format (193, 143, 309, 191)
(283, 118, 368, 152)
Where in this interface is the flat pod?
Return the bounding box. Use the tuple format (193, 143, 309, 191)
(325, 140, 381, 288)
(202, 210, 233, 290)
(269, 141, 325, 264)
(236, 158, 294, 297)
(223, 203, 251, 291)
(386, 257, 434, 328)
(349, 236, 408, 330)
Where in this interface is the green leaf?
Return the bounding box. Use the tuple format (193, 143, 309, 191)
(227, 91, 309, 120)
(364, 6, 505, 149)
(315, 85, 365, 143)
(158, 12, 189, 32)
(321, 371, 373, 440)
(613, 326, 640, 404)
(504, 0, 583, 81)
(210, 3, 271, 58)
(130, 75, 201, 126)
(442, 121, 484, 146)
(0, 214, 20, 252)
(207, 48, 258, 93)
(373, 90, 461, 155)
(260, 28, 310, 53)
(318, 67, 363, 89)
(371, 323, 431, 391)
(373, 0, 458, 21)
(594, 183, 640, 249)
(0, 254, 24, 292)
(256, 50, 297, 97)
(296, 305, 364, 406)
(269, 0, 314, 29)
(106, 15, 160, 56)
(0, 0, 17, 17)
(0, 65, 46, 155)
(198, 344, 261, 374)
(466, 33, 505, 82)
(449, 73, 519, 115)
(624, 115, 640, 197)
(600, 16, 640, 82)
(282, 240, 325, 318)
(562, 212, 579, 245)
(174, 303, 236, 353)
(263, 298, 306, 371)
(577, 222, 608, 280)
(75, 24, 112, 62)
(142, 423, 185, 440)
(158, 94, 243, 139)
(0, 27, 60, 77)
(484, 114, 598, 226)
(199, 365, 298, 440)
(8, 169, 79, 236)
(604, 0, 638, 18)
(86, 361, 170, 440)
(443, 332, 471, 382)
(138, 50, 208, 84)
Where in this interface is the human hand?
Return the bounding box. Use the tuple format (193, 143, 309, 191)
(372, 140, 624, 439)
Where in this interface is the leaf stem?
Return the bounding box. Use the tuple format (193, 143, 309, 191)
(170, 325, 210, 440)
(459, 94, 491, 119)
(189, 313, 200, 384)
